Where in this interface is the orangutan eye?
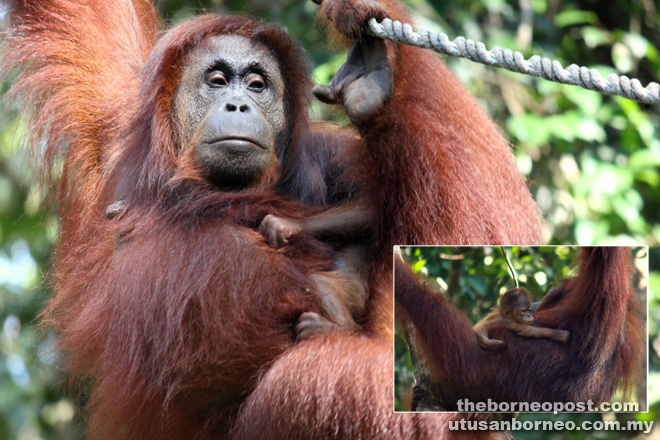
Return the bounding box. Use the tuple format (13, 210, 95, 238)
(206, 71, 228, 87)
(247, 74, 266, 92)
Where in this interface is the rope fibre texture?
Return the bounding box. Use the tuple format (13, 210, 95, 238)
(366, 18, 660, 105)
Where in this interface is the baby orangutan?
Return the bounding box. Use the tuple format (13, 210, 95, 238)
(259, 201, 373, 340)
(474, 287, 570, 351)
(107, 199, 372, 340)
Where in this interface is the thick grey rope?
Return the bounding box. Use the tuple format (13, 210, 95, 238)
(367, 18, 660, 105)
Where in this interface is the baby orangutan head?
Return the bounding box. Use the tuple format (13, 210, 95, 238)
(499, 288, 534, 325)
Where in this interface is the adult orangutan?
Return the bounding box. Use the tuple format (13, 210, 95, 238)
(3, 0, 542, 438)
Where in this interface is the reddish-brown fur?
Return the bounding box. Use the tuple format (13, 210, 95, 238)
(395, 248, 644, 409)
(3, 0, 542, 438)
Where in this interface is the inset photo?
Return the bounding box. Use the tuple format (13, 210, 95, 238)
(394, 246, 648, 414)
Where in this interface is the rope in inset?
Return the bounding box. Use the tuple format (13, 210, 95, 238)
(500, 247, 519, 288)
(366, 18, 660, 105)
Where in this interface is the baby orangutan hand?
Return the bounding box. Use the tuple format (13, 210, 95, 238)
(259, 214, 303, 247)
(555, 329, 570, 344)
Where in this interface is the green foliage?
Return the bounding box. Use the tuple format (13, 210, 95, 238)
(1, 0, 659, 438)
(403, 246, 578, 319)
